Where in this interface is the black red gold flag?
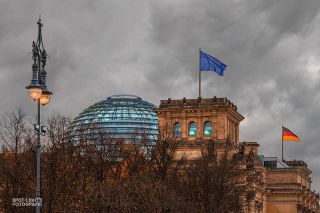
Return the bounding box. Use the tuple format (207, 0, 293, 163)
(282, 126, 300, 142)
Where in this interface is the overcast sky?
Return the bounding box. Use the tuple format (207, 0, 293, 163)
(0, 0, 320, 190)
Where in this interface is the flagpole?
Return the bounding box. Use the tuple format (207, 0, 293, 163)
(199, 48, 201, 98)
(282, 124, 284, 162)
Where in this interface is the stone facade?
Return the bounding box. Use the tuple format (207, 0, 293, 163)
(156, 96, 243, 159)
(155, 97, 320, 213)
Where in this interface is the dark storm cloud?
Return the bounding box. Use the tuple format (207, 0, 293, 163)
(0, 0, 320, 189)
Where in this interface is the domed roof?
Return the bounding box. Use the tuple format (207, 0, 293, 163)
(72, 95, 158, 142)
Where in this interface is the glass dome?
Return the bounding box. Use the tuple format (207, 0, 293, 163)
(71, 95, 158, 143)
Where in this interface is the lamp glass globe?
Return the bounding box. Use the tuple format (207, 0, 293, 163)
(39, 94, 50, 105)
(27, 87, 42, 100)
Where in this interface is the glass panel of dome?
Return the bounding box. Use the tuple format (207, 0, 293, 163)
(189, 122, 197, 136)
(101, 118, 110, 122)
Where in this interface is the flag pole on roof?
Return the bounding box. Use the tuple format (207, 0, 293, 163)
(199, 48, 201, 98)
(198, 49, 227, 98)
(282, 124, 284, 162)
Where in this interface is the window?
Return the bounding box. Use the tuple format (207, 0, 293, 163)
(203, 121, 212, 136)
(173, 122, 181, 137)
(188, 122, 197, 136)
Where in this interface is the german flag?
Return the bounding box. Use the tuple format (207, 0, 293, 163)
(282, 126, 300, 142)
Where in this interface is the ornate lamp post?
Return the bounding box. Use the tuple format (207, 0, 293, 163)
(25, 18, 52, 213)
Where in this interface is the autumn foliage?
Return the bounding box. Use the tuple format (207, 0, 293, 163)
(0, 111, 256, 213)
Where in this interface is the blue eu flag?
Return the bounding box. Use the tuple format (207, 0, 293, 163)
(200, 50, 227, 76)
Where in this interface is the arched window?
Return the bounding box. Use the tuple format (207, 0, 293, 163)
(173, 122, 182, 137)
(203, 121, 212, 136)
(188, 122, 197, 136)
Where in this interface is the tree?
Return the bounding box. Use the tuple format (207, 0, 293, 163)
(0, 111, 258, 213)
(180, 142, 256, 213)
(0, 110, 34, 213)
(41, 113, 74, 213)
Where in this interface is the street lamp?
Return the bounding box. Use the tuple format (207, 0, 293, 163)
(25, 18, 52, 213)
